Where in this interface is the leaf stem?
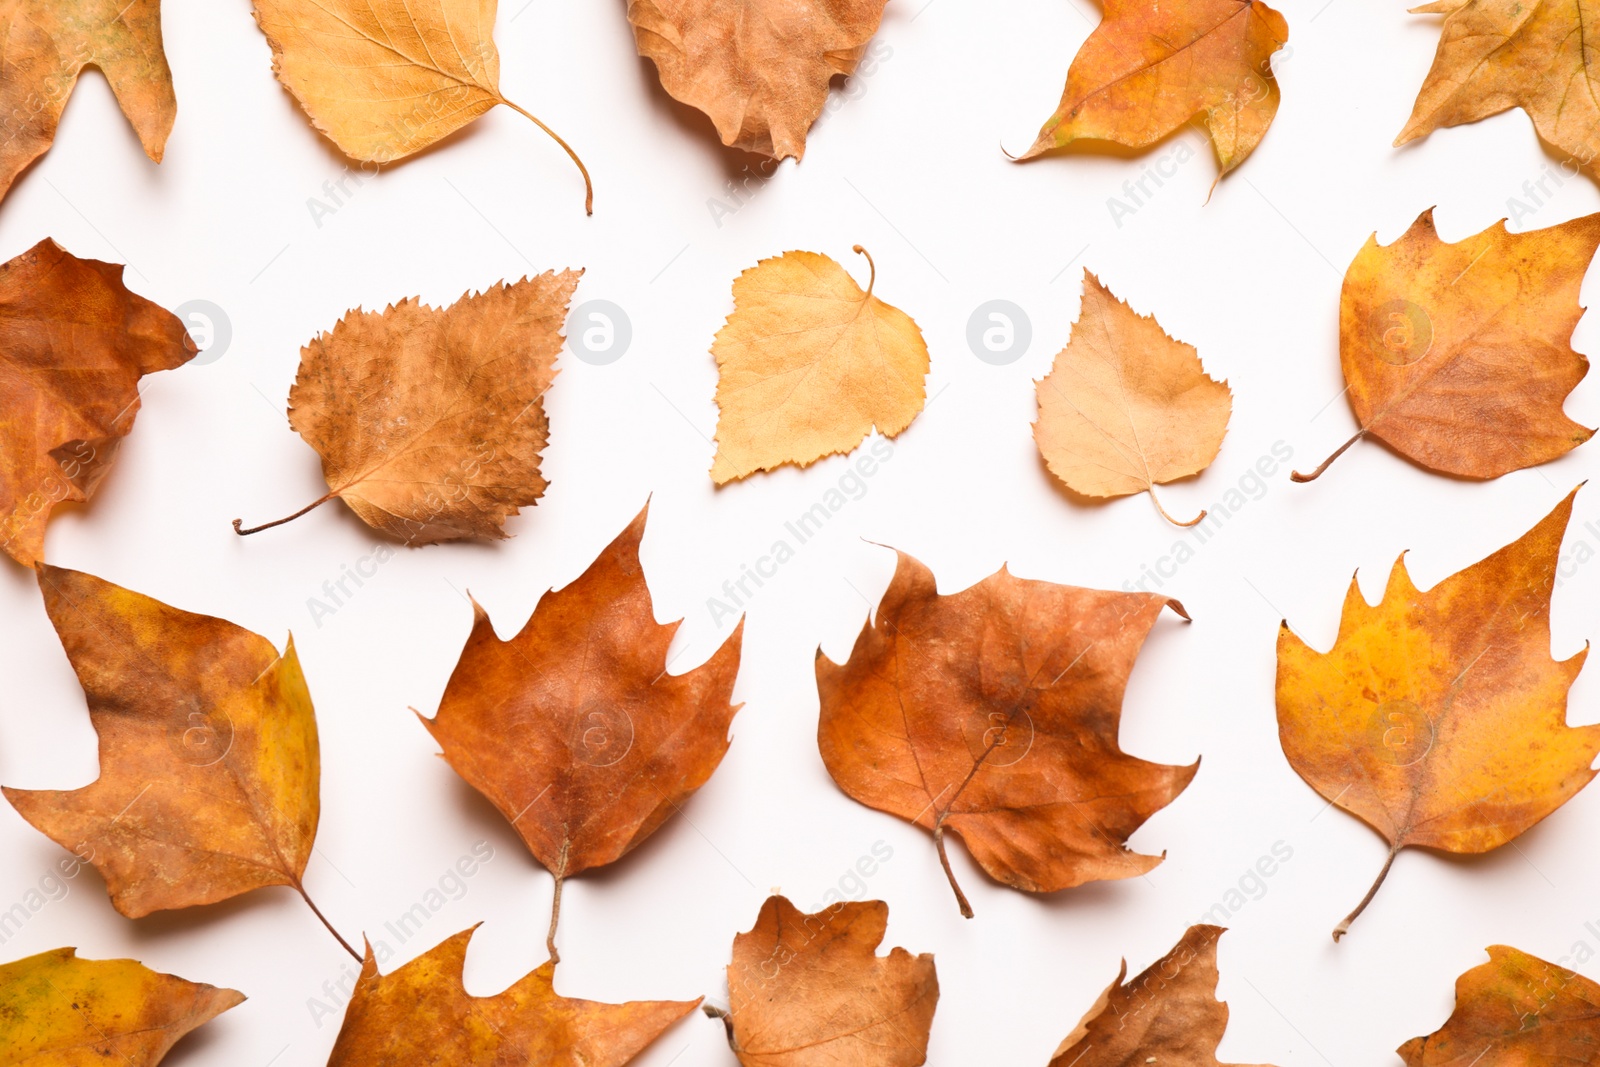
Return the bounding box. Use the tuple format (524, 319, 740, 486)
(546, 840, 569, 966)
(933, 822, 973, 919)
(1292, 430, 1366, 483)
(1332, 843, 1400, 942)
(1148, 485, 1205, 527)
(296, 884, 361, 962)
(852, 244, 876, 298)
(502, 98, 593, 215)
(233, 493, 333, 536)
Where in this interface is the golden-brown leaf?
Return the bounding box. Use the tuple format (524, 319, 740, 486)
(719, 896, 937, 1067)
(0, 0, 174, 203)
(237, 274, 578, 544)
(1277, 489, 1600, 939)
(1019, 0, 1288, 177)
(1296, 209, 1598, 482)
(1035, 270, 1232, 527)
(1397, 0, 1600, 176)
(0, 946, 243, 1067)
(1048, 926, 1274, 1067)
(0, 240, 194, 567)
(711, 247, 928, 483)
(419, 505, 743, 961)
(1398, 945, 1600, 1065)
(329, 927, 698, 1067)
(252, 0, 593, 210)
(3, 565, 323, 920)
(818, 549, 1196, 917)
(627, 0, 889, 160)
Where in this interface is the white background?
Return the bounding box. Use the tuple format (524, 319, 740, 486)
(4, 0, 1600, 1063)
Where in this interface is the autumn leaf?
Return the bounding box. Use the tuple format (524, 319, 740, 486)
(817, 548, 1196, 917)
(1277, 489, 1600, 940)
(0, 0, 175, 204)
(627, 0, 889, 160)
(0, 946, 243, 1067)
(711, 246, 928, 483)
(234, 273, 579, 544)
(1398, 945, 1600, 1065)
(0, 239, 194, 567)
(1048, 925, 1274, 1067)
(1397, 0, 1600, 180)
(419, 505, 743, 962)
(328, 927, 698, 1067)
(712, 896, 937, 1067)
(1017, 0, 1288, 178)
(2, 565, 358, 958)
(1294, 209, 1598, 482)
(252, 0, 593, 211)
(1035, 270, 1232, 527)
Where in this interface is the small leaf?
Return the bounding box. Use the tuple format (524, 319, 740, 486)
(0, 946, 243, 1067)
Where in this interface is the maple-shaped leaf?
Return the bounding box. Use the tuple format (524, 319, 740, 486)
(235, 273, 579, 544)
(0, 0, 175, 204)
(0, 239, 194, 567)
(252, 0, 592, 211)
(1, 566, 355, 957)
(1295, 210, 1598, 482)
(711, 247, 928, 483)
(0, 947, 243, 1066)
(627, 0, 889, 160)
(1018, 0, 1289, 178)
(1397, 0, 1600, 178)
(1035, 270, 1232, 527)
(1398, 945, 1600, 1065)
(1277, 489, 1600, 940)
(328, 926, 698, 1066)
(1048, 926, 1276, 1067)
(817, 549, 1196, 917)
(715, 896, 938, 1067)
(419, 505, 743, 962)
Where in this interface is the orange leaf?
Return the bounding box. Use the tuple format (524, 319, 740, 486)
(628, 0, 889, 160)
(0, 240, 194, 567)
(716, 896, 937, 1067)
(419, 505, 743, 961)
(0, 0, 175, 203)
(1048, 926, 1274, 1067)
(817, 549, 1196, 917)
(1296, 209, 1598, 482)
(328, 927, 698, 1066)
(237, 274, 579, 544)
(0, 946, 243, 1066)
(1277, 489, 1600, 940)
(1398, 945, 1600, 1065)
(1019, 0, 1288, 178)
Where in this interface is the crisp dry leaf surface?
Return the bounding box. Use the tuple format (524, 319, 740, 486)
(1331, 209, 1597, 478)
(1277, 491, 1600, 935)
(2, 566, 320, 917)
(0, 947, 242, 1067)
(328, 927, 698, 1066)
(817, 549, 1196, 913)
(282, 273, 578, 543)
(627, 0, 889, 159)
(1035, 271, 1231, 524)
(1049, 926, 1273, 1067)
(0, 0, 174, 202)
(421, 505, 743, 878)
(1021, 0, 1288, 175)
(722, 896, 937, 1067)
(1398, 0, 1600, 174)
(1397, 945, 1600, 1065)
(711, 250, 927, 483)
(0, 239, 193, 567)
